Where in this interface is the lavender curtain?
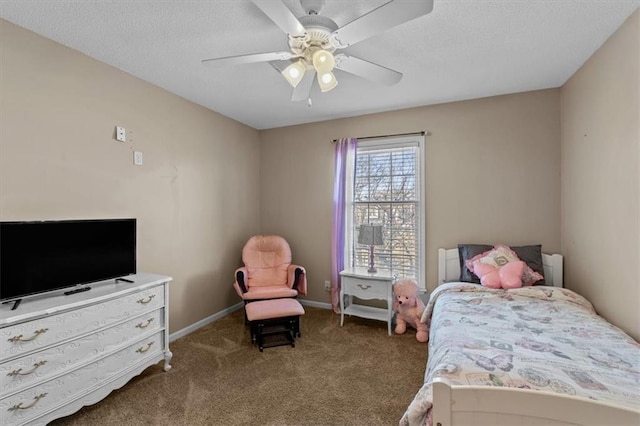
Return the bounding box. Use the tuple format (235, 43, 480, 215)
(331, 137, 357, 313)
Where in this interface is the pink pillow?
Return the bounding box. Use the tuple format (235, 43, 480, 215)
(466, 244, 543, 286)
(521, 265, 544, 286)
(499, 261, 526, 288)
(473, 262, 502, 288)
(473, 260, 525, 289)
(466, 244, 519, 271)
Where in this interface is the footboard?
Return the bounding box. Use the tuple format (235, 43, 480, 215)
(432, 379, 640, 426)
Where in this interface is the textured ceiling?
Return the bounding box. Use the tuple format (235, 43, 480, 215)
(1, 0, 638, 130)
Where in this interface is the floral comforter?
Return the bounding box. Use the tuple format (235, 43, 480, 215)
(400, 283, 640, 426)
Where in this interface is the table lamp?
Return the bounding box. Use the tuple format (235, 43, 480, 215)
(358, 224, 384, 273)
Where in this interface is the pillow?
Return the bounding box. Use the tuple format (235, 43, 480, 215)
(466, 244, 544, 287)
(467, 244, 521, 270)
(458, 244, 492, 283)
(511, 245, 546, 286)
(474, 260, 526, 289)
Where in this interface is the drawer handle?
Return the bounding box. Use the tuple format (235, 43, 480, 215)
(357, 284, 372, 290)
(137, 294, 156, 305)
(8, 393, 48, 411)
(135, 318, 154, 329)
(7, 361, 47, 377)
(8, 328, 49, 343)
(136, 341, 154, 353)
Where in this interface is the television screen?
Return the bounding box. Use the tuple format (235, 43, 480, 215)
(0, 219, 136, 301)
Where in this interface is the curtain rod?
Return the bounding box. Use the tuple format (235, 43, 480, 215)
(330, 131, 429, 143)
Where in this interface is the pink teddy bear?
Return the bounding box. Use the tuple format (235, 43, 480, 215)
(393, 279, 428, 342)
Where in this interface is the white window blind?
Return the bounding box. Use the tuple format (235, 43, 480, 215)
(348, 136, 425, 283)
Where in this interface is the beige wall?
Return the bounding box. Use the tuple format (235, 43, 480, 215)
(260, 89, 562, 302)
(560, 10, 639, 341)
(0, 20, 261, 333)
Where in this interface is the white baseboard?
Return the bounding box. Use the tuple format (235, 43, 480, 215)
(168, 299, 332, 342)
(169, 301, 244, 342)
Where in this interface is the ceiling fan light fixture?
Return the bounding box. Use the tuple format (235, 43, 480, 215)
(312, 49, 335, 74)
(317, 71, 337, 92)
(282, 59, 307, 87)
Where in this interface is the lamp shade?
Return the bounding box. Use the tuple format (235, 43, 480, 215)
(312, 49, 335, 74)
(358, 224, 384, 246)
(282, 60, 307, 87)
(317, 71, 338, 92)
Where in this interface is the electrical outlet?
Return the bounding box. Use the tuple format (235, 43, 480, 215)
(133, 151, 143, 166)
(115, 126, 126, 142)
(324, 280, 330, 291)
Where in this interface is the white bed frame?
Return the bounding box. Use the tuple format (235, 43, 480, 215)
(432, 379, 640, 426)
(430, 248, 640, 426)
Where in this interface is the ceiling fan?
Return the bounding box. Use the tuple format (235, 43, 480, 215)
(202, 0, 434, 102)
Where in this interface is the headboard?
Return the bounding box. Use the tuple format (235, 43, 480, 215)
(438, 248, 564, 288)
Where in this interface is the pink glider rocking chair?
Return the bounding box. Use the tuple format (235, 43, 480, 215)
(233, 235, 307, 302)
(234, 235, 307, 351)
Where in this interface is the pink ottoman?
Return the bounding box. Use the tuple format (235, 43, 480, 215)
(244, 298, 305, 351)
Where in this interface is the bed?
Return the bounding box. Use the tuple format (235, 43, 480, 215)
(400, 248, 640, 426)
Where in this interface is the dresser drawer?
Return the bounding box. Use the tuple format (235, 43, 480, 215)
(0, 309, 163, 398)
(0, 285, 165, 361)
(0, 331, 164, 426)
(342, 277, 389, 299)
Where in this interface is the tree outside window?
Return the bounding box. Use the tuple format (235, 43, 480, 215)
(348, 136, 424, 283)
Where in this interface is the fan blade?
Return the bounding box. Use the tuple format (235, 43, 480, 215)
(334, 54, 402, 86)
(330, 0, 434, 48)
(202, 51, 296, 67)
(291, 70, 316, 102)
(252, 0, 306, 38)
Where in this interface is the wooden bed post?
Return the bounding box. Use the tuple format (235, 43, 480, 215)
(551, 253, 563, 287)
(437, 248, 447, 284)
(432, 379, 451, 426)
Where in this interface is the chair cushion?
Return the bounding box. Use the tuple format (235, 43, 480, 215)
(241, 285, 298, 300)
(245, 298, 305, 321)
(242, 235, 291, 288)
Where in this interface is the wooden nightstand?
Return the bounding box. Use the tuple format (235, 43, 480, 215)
(339, 268, 395, 335)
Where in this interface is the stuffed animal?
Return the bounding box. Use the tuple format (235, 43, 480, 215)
(393, 279, 428, 342)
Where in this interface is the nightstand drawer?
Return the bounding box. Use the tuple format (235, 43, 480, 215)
(342, 277, 388, 299)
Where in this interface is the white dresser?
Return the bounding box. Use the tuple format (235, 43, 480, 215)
(0, 273, 172, 426)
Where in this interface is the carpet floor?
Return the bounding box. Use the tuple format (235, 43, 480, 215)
(50, 306, 428, 426)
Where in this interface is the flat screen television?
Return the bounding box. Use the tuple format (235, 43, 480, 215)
(0, 219, 136, 302)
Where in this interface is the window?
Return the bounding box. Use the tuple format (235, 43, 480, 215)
(345, 135, 425, 284)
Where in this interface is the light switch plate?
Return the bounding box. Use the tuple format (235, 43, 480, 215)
(116, 126, 126, 142)
(134, 151, 143, 165)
